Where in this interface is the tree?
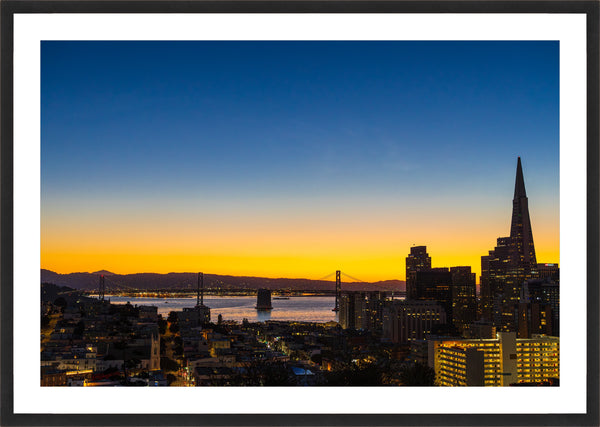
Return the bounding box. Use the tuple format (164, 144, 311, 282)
(41, 315, 50, 328)
(113, 340, 130, 383)
(53, 297, 67, 308)
(157, 317, 167, 335)
(399, 362, 436, 386)
(262, 363, 292, 386)
(160, 357, 180, 372)
(169, 323, 180, 334)
(74, 320, 85, 336)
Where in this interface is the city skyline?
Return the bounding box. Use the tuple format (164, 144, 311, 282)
(41, 41, 559, 281)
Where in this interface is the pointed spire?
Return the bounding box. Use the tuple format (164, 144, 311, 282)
(510, 156, 536, 267)
(513, 156, 527, 199)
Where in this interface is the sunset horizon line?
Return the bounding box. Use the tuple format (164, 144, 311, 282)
(40, 267, 408, 284)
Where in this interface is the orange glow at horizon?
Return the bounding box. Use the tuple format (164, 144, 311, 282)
(41, 205, 559, 282)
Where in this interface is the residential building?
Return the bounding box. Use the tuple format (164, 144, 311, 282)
(432, 332, 559, 386)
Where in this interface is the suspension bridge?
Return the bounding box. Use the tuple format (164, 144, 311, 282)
(90, 270, 403, 312)
(315, 270, 372, 312)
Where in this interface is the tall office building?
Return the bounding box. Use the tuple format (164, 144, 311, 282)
(537, 263, 560, 282)
(406, 246, 432, 299)
(520, 278, 559, 336)
(510, 157, 537, 270)
(339, 291, 388, 331)
(481, 158, 539, 331)
(382, 300, 446, 344)
(413, 268, 453, 324)
(451, 266, 477, 333)
(480, 237, 512, 324)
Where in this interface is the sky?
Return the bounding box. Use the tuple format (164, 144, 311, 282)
(41, 41, 559, 282)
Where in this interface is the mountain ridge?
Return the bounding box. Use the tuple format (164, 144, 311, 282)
(41, 269, 405, 292)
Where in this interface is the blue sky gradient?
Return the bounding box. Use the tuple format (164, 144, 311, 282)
(41, 41, 559, 278)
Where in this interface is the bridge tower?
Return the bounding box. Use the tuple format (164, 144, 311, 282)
(197, 272, 204, 306)
(333, 270, 341, 312)
(98, 275, 105, 301)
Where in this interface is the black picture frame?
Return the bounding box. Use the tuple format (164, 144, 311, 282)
(1, 1, 598, 426)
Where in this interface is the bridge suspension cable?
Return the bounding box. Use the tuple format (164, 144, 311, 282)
(316, 272, 337, 282)
(340, 272, 367, 284)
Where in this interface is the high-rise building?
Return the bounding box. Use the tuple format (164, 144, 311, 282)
(480, 237, 512, 323)
(480, 158, 540, 331)
(518, 301, 552, 338)
(406, 246, 431, 299)
(412, 268, 454, 324)
(432, 332, 559, 386)
(537, 263, 559, 282)
(339, 291, 388, 330)
(451, 266, 477, 333)
(382, 300, 446, 344)
(520, 278, 559, 336)
(510, 157, 537, 270)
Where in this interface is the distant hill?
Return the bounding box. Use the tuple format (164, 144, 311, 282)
(93, 270, 115, 276)
(41, 282, 93, 304)
(40, 269, 405, 292)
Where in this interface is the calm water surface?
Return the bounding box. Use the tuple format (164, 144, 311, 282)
(108, 295, 338, 323)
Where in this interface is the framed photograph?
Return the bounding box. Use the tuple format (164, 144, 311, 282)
(1, 1, 598, 426)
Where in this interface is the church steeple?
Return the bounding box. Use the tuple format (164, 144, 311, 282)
(510, 157, 536, 267)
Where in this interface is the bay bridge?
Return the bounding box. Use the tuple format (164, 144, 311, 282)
(88, 270, 406, 312)
(316, 270, 375, 312)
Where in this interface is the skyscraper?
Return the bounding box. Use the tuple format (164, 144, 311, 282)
(451, 266, 477, 333)
(339, 291, 388, 331)
(510, 157, 537, 269)
(412, 268, 454, 324)
(480, 157, 539, 331)
(406, 246, 432, 299)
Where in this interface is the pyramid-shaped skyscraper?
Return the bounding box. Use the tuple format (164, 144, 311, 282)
(480, 157, 538, 331)
(509, 157, 537, 270)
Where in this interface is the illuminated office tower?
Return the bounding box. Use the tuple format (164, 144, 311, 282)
(382, 300, 446, 344)
(406, 246, 431, 299)
(340, 291, 388, 330)
(520, 278, 559, 336)
(510, 157, 537, 270)
(451, 266, 477, 333)
(412, 268, 453, 324)
(480, 237, 512, 324)
(537, 263, 559, 282)
(480, 158, 539, 331)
